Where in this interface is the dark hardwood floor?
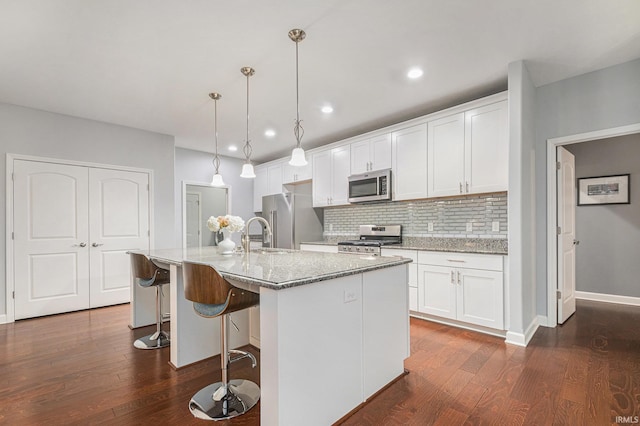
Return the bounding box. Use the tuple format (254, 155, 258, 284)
(0, 300, 638, 425)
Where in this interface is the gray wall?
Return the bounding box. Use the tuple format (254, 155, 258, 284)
(535, 58, 640, 315)
(565, 134, 640, 297)
(174, 148, 254, 247)
(1, 102, 176, 317)
(507, 60, 537, 335)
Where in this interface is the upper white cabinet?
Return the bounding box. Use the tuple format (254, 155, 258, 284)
(253, 166, 268, 212)
(464, 101, 508, 194)
(391, 124, 428, 201)
(253, 162, 284, 212)
(283, 161, 312, 184)
(428, 100, 508, 197)
(428, 113, 465, 197)
(312, 145, 350, 207)
(350, 133, 392, 174)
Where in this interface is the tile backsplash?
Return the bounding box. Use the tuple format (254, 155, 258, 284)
(323, 192, 507, 238)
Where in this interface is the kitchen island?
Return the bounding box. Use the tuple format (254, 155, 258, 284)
(130, 247, 411, 426)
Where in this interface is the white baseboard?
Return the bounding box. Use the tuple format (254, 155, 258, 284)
(0, 314, 7, 324)
(505, 316, 540, 347)
(576, 291, 640, 306)
(536, 314, 550, 327)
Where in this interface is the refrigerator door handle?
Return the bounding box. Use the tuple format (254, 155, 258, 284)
(270, 210, 277, 248)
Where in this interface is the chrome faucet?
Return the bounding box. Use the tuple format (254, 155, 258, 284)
(241, 216, 273, 252)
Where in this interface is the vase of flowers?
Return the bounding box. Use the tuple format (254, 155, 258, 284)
(207, 214, 245, 255)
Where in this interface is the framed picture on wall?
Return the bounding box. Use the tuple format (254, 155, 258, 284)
(577, 174, 630, 206)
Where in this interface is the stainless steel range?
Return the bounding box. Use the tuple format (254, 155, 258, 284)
(337, 225, 402, 255)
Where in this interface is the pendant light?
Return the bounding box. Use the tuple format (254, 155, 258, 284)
(240, 66, 256, 178)
(209, 92, 225, 187)
(288, 28, 308, 167)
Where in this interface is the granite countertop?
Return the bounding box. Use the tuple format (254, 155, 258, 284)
(301, 236, 508, 255)
(139, 246, 411, 290)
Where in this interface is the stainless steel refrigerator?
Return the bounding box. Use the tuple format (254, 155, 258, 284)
(261, 184, 323, 249)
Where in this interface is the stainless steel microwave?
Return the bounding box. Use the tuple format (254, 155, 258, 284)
(348, 169, 392, 203)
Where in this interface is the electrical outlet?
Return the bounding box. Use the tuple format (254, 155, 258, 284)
(466, 222, 472, 232)
(344, 289, 357, 303)
(492, 221, 500, 232)
(428, 222, 434, 232)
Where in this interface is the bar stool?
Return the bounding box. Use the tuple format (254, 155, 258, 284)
(182, 260, 260, 420)
(130, 253, 170, 350)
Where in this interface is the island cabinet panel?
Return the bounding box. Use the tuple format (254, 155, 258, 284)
(362, 265, 409, 399)
(259, 274, 364, 426)
(392, 123, 428, 201)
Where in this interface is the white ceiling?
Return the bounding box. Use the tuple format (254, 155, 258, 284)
(1, 1, 639, 162)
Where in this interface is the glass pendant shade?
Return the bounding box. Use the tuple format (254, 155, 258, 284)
(289, 147, 308, 166)
(211, 173, 225, 187)
(240, 163, 256, 178)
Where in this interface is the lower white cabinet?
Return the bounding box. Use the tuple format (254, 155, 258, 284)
(300, 243, 339, 253)
(417, 252, 504, 330)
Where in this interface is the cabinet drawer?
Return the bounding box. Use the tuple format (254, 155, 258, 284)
(417, 251, 503, 271)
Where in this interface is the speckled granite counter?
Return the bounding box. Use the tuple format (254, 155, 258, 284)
(303, 236, 508, 255)
(142, 246, 411, 290)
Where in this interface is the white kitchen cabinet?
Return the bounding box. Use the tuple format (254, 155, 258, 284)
(283, 161, 312, 184)
(391, 124, 428, 201)
(267, 163, 284, 194)
(428, 113, 465, 197)
(416, 251, 504, 330)
(253, 163, 285, 212)
(350, 133, 392, 174)
(300, 244, 339, 253)
(464, 101, 508, 194)
(312, 145, 350, 207)
(427, 100, 508, 197)
(253, 166, 268, 212)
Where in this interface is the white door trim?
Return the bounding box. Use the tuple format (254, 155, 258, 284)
(546, 123, 640, 328)
(5, 153, 155, 324)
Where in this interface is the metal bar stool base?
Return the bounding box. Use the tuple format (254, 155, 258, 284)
(189, 379, 260, 421)
(133, 331, 170, 350)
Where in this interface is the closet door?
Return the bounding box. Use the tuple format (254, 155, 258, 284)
(88, 168, 150, 308)
(13, 160, 90, 319)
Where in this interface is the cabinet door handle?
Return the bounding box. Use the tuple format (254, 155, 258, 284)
(450, 270, 455, 284)
(91, 243, 104, 247)
(446, 259, 466, 263)
(466, 181, 469, 193)
(459, 182, 463, 194)
(457, 271, 461, 284)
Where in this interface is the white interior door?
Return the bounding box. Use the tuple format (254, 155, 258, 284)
(89, 168, 150, 308)
(186, 192, 201, 248)
(557, 146, 577, 324)
(13, 160, 90, 319)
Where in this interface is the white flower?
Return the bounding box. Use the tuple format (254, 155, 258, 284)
(207, 216, 220, 232)
(207, 215, 245, 233)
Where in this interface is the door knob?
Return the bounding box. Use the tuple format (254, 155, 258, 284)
(92, 243, 104, 247)
(573, 240, 580, 245)
(74, 242, 87, 247)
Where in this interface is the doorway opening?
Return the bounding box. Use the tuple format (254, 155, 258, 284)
(546, 123, 640, 327)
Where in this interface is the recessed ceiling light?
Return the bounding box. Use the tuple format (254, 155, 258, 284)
(228, 145, 238, 152)
(321, 105, 334, 114)
(264, 129, 276, 138)
(407, 67, 424, 79)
